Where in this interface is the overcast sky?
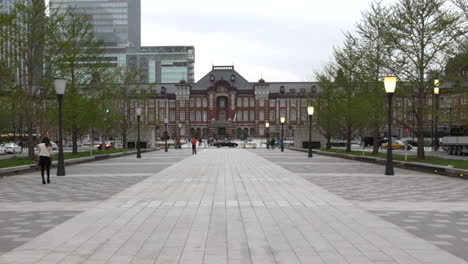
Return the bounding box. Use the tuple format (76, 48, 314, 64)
(141, 0, 393, 82)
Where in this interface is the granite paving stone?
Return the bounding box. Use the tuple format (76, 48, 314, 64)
(255, 149, 468, 263)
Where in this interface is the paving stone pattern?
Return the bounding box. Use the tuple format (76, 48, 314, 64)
(0, 150, 192, 257)
(370, 211, 468, 261)
(0, 211, 78, 255)
(255, 149, 468, 262)
(1, 149, 465, 264)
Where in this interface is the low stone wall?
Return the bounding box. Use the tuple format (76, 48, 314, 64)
(0, 149, 157, 178)
(289, 147, 467, 180)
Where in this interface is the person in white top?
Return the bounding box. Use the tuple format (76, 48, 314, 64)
(36, 137, 53, 184)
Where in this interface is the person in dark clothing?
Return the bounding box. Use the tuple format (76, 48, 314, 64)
(191, 137, 198, 155)
(36, 137, 53, 184)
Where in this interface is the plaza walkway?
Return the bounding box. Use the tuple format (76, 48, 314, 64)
(0, 149, 467, 264)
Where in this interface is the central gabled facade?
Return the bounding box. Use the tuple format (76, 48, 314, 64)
(142, 66, 319, 140)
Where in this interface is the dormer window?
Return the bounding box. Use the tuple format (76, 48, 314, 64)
(311, 85, 317, 93)
(290, 89, 295, 94)
(161, 87, 166, 95)
(280, 86, 285, 94)
(300, 88, 306, 93)
(210, 75, 215, 82)
(231, 74, 236, 82)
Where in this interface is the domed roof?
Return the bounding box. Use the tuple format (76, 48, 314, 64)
(258, 78, 265, 83)
(179, 79, 187, 84)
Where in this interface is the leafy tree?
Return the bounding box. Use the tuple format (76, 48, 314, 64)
(49, 7, 105, 154)
(0, 0, 54, 159)
(354, 1, 393, 154)
(315, 63, 341, 149)
(333, 35, 370, 152)
(387, 0, 467, 159)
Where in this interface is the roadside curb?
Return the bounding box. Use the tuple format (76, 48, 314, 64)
(0, 149, 158, 178)
(289, 147, 467, 180)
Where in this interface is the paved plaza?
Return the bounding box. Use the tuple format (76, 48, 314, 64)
(0, 149, 467, 263)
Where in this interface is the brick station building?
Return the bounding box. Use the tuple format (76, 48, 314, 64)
(144, 66, 319, 141)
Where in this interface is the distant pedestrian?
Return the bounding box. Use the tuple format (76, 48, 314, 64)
(270, 138, 276, 150)
(191, 137, 198, 155)
(36, 137, 53, 184)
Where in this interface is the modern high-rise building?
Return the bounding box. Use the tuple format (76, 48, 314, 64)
(50, 0, 141, 68)
(126, 46, 195, 83)
(50, 0, 195, 83)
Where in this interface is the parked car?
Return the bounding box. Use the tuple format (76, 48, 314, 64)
(362, 136, 387, 147)
(213, 140, 238, 148)
(1, 143, 23, 154)
(403, 139, 418, 147)
(51, 142, 58, 151)
(381, 140, 412, 150)
(96, 142, 113, 150)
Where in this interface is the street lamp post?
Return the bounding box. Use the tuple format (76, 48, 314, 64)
(136, 107, 141, 158)
(54, 78, 67, 176)
(280, 117, 286, 152)
(307, 106, 315, 158)
(384, 76, 397, 176)
(164, 118, 168, 152)
(265, 122, 270, 150)
(434, 80, 440, 151)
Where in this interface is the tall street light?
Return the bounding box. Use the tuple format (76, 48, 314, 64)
(384, 76, 397, 176)
(54, 78, 67, 176)
(178, 123, 182, 148)
(164, 117, 168, 152)
(434, 80, 440, 151)
(308, 106, 315, 158)
(280, 116, 286, 152)
(136, 107, 142, 158)
(265, 122, 270, 150)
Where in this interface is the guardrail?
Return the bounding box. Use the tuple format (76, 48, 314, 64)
(289, 147, 467, 180)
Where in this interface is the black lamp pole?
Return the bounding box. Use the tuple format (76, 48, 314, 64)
(308, 114, 313, 158)
(164, 119, 168, 152)
(57, 93, 65, 176)
(384, 76, 396, 176)
(136, 113, 141, 158)
(385, 92, 394, 175)
(281, 122, 284, 152)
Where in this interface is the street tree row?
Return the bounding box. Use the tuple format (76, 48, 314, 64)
(314, 0, 467, 160)
(0, 0, 146, 159)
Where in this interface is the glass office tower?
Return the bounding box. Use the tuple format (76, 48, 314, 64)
(50, 0, 141, 67)
(126, 46, 195, 83)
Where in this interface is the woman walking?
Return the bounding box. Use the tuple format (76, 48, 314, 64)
(37, 137, 53, 184)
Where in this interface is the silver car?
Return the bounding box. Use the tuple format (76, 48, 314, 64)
(1, 143, 23, 154)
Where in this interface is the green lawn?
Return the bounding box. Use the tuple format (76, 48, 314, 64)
(0, 148, 135, 169)
(319, 148, 468, 170)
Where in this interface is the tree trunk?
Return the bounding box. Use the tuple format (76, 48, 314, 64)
(72, 126, 78, 154)
(326, 135, 331, 150)
(416, 105, 425, 159)
(27, 125, 35, 160)
(346, 132, 352, 152)
(372, 124, 380, 155)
